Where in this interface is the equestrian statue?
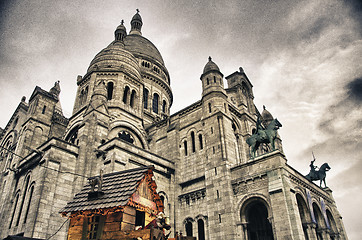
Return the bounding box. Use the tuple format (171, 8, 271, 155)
(305, 153, 331, 188)
(246, 116, 282, 158)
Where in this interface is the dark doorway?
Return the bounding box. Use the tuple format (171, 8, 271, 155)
(246, 201, 274, 240)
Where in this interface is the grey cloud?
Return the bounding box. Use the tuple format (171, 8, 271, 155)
(346, 77, 362, 102)
(343, 0, 362, 36)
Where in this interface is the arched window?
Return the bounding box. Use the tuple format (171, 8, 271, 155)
(123, 86, 130, 104)
(244, 201, 274, 240)
(9, 192, 20, 228)
(197, 219, 205, 240)
(312, 203, 325, 240)
(162, 100, 167, 113)
(184, 141, 188, 156)
(207, 78, 209, 85)
(326, 210, 338, 240)
(185, 221, 193, 237)
(65, 126, 79, 145)
(152, 93, 159, 114)
(208, 103, 212, 113)
(107, 82, 114, 100)
(23, 184, 34, 223)
(296, 194, 309, 240)
(143, 88, 149, 109)
(118, 131, 134, 144)
(214, 76, 216, 83)
(191, 132, 196, 153)
(199, 134, 203, 150)
(130, 90, 136, 108)
(16, 175, 31, 226)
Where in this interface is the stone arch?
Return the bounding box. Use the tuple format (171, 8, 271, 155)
(237, 193, 272, 220)
(183, 217, 194, 237)
(1, 133, 15, 170)
(23, 181, 35, 224)
(295, 192, 311, 239)
(107, 81, 114, 100)
(195, 215, 208, 240)
(108, 121, 148, 149)
(239, 195, 274, 240)
(312, 202, 325, 238)
(32, 126, 43, 148)
(16, 173, 32, 226)
(326, 209, 338, 239)
(143, 88, 149, 109)
(123, 85, 130, 104)
(231, 118, 242, 163)
(130, 89, 137, 108)
(9, 190, 21, 228)
(65, 124, 81, 146)
(152, 92, 159, 114)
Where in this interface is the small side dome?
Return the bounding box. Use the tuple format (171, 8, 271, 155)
(203, 56, 220, 74)
(130, 9, 143, 35)
(261, 105, 274, 125)
(115, 20, 127, 41)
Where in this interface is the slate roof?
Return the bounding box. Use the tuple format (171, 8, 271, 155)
(60, 166, 154, 213)
(3, 236, 44, 240)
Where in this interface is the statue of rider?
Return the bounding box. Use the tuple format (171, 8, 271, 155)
(309, 159, 318, 179)
(255, 115, 267, 140)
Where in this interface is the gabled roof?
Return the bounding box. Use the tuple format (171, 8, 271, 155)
(60, 166, 162, 215)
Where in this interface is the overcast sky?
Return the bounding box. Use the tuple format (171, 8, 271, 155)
(0, 0, 361, 238)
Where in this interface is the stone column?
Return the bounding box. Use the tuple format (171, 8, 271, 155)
(305, 222, 318, 240)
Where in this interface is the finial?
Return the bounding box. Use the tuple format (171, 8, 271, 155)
(121, 19, 124, 25)
(21, 96, 26, 102)
(136, 8, 139, 13)
(208, 56, 212, 62)
(263, 105, 266, 110)
(239, 67, 244, 73)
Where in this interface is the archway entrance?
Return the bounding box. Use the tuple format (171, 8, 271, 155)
(246, 201, 274, 240)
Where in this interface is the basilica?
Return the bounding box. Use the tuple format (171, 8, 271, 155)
(0, 11, 348, 240)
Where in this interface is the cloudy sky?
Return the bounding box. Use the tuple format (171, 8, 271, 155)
(0, 0, 361, 238)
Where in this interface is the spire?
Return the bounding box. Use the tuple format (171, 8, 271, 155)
(130, 9, 143, 35)
(49, 80, 61, 97)
(115, 19, 127, 42)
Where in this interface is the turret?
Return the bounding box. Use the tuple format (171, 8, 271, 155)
(115, 20, 127, 42)
(225, 67, 255, 113)
(200, 56, 225, 98)
(129, 9, 143, 35)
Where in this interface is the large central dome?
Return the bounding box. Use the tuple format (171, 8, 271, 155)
(124, 34, 164, 65)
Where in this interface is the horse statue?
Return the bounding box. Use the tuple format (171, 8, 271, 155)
(305, 162, 331, 188)
(246, 118, 282, 158)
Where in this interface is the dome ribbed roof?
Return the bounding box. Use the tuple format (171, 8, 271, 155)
(261, 105, 273, 121)
(203, 56, 220, 74)
(124, 34, 164, 65)
(87, 41, 141, 80)
(132, 12, 142, 22)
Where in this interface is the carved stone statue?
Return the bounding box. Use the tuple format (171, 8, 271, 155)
(246, 118, 282, 158)
(89, 169, 103, 192)
(305, 161, 331, 188)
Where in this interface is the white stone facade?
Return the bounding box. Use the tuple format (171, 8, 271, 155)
(0, 11, 347, 240)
